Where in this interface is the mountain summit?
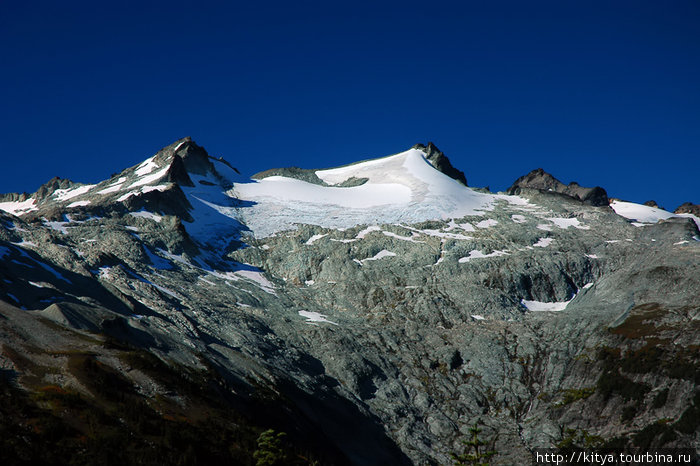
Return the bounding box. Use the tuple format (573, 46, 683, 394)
(0, 138, 698, 464)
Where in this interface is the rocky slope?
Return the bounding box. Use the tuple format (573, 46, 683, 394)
(1, 138, 699, 464)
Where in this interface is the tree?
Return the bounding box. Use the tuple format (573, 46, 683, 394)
(253, 429, 288, 466)
(451, 420, 497, 466)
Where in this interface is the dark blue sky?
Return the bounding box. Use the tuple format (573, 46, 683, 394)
(1, 1, 698, 210)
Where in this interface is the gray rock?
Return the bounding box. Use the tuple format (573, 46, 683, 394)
(508, 168, 609, 206)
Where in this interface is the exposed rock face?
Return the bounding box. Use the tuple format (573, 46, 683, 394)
(413, 142, 468, 186)
(252, 166, 328, 185)
(508, 168, 609, 206)
(676, 202, 700, 217)
(0, 139, 698, 465)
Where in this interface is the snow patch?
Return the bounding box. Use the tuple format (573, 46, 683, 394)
(0, 198, 38, 216)
(67, 200, 91, 208)
(521, 298, 571, 312)
(511, 214, 527, 224)
(305, 234, 327, 245)
(299, 310, 338, 325)
(117, 191, 139, 202)
(54, 184, 95, 201)
(533, 237, 553, 248)
(610, 201, 700, 229)
(97, 184, 123, 194)
(130, 211, 163, 223)
(361, 250, 397, 263)
(382, 231, 424, 243)
(547, 217, 589, 230)
(458, 249, 508, 262)
(128, 166, 170, 188)
(135, 158, 159, 176)
(476, 219, 498, 229)
(141, 184, 170, 194)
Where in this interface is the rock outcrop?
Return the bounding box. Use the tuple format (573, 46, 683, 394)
(507, 168, 609, 206)
(675, 202, 700, 217)
(413, 142, 468, 186)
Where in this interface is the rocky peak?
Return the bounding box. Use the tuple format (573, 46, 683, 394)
(675, 202, 700, 217)
(507, 168, 609, 206)
(412, 142, 468, 186)
(34, 177, 78, 200)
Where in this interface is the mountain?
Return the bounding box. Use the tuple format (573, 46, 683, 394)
(1, 138, 699, 464)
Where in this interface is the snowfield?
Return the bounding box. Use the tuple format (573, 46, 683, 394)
(611, 200, 700, 229)
(231, 148, 528, 237)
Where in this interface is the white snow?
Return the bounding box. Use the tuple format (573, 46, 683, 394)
(117, 191, 139, 202)
(476, 219, 498, 229)
(208, 268, 277, 295)
(582, 283, 594, 289)
(0, 198, 38, 216)
(471, 314, 485, 320)
(54, 184, 95, 201)
(298, 310, 338, 325)
(586, 254, 599, 259)
(135, 158, 159, 176)
(357, 226, 381, 239)
(361, 250, 397, 263)
(130, 211, 163, 223)
(141, 184, 170, 194)
(128, 166, 170, 188)
(511, 214, 527, 224)
(232, 148, 526, 237)
(97, 184, 123, 194)
(521, 298, 571, 312)
(28, 281, 45, 288)
(305, 234, 327, 245)
(533, 237, 553, 248)
(67, 200, 91, 208)
(445, 220, 475, 232)
(44, 220, 70, 234)
(611, 200, 700, 229)
(382, 231, 424, 243)
(12, 240, 37, 248)
(537, 224, 553, 231)
(305, 280, 315, 286)
(416, 229, 472, 240)
(458, 249, 509, 262)
(546, 217, 589, 230)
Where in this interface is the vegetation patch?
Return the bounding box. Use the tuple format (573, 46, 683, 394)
(608, 303, 667, 340)
(556, 387, 595, 406)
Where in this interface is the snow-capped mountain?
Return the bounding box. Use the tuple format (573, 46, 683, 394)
(1, 138, 698, 464)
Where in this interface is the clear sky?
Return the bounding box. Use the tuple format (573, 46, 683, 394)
(1, 1, 698, 210)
